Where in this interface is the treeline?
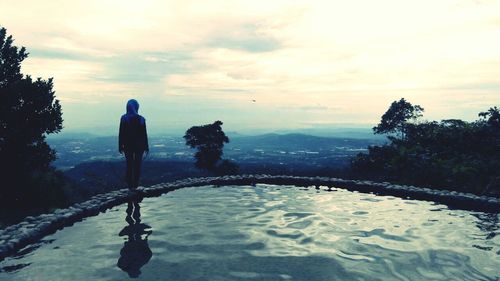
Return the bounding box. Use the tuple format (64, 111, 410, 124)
(351, 99, 499, 196)
(0, 27, 65, 213)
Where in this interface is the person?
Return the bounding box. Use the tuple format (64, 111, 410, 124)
(119, 99, 149, 190)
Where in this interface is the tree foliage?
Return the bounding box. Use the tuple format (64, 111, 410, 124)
(0, 27, 63, 207)
(184, 121, 238, 175)
(373, 98, 424, 139)
(479, 106, 500, 129)
(353, 102, 500, 196)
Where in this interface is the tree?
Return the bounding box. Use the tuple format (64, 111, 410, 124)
(373, 98, 423, 139)
(184, 120, 238, 174)
(0, 27, 63, 206)
(353, 105, 500, 196)
(479, 106, 500, 129)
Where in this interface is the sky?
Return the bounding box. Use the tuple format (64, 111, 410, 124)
(2, 0, 500, 135)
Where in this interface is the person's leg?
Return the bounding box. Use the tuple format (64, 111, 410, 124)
(124, 151, 134, 189)
(132, 200, 141, 223)
(133, 150, 144, 188)
(125, 201, 134, 225)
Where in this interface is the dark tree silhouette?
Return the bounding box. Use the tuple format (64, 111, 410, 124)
(479, 106, 500, 128)
(0, 27, 63, 207)
(373, 98, 423, 139)
(184, 121, 238, 174)
(353, 102, 500, 196)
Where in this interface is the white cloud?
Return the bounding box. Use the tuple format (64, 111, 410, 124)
(2, 0, 500, 130)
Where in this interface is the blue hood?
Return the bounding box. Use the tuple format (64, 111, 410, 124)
(126, 99, 139, 115)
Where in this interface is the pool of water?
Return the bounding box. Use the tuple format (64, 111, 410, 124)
(0, 184, 498, 280)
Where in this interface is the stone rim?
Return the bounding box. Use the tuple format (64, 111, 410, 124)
(0, 174, 498, 261)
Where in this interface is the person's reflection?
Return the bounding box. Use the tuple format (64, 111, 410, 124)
(117, 199, 153, 278)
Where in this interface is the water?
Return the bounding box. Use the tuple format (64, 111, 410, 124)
(0, 185, 498, 280)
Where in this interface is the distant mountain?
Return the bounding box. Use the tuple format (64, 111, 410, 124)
(49, 132, 384, 152)
(271, 128, 385, 140)
(52, 126, 385, 140)
(225, 131, 249, 139)
(47, 132, 99, 140)
(227, 133, 383, 151)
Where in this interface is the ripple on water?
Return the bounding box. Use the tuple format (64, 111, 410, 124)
(266, 230, 303, 240)
(286, 220, 313, 229)
(283, 212, 314, 219)
(0, 185, 499, 281)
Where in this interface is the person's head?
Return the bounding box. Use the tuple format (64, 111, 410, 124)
(126, 99, 139, 114)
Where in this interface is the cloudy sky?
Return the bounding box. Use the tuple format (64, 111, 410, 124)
(2, 0, 500, 135)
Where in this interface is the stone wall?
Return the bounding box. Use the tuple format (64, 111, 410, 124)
(1, 174, 499, 260)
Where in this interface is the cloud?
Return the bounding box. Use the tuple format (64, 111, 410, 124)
(28, 48, 94, 61)
(298, 106, 331, 111)
(97, 52, 191, 84)
(2, 0, 500, 131)
(206, 23, 282, 52)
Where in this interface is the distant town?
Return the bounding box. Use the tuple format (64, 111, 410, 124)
(48, 133, 382, 171)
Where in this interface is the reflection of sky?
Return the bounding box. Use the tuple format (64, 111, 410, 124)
(0, 185, 498, 280)
(3, 1, 500, 133)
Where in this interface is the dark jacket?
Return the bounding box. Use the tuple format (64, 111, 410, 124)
(119, 101, 149, 152)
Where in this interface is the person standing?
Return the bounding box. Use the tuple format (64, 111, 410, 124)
(119, 99, 149, 189)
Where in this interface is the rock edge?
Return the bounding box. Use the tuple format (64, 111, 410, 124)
(1, 174, 499, 260)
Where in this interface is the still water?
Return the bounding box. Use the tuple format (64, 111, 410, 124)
(0, 185, 498, 280)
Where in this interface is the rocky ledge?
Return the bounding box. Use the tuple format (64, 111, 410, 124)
(1, 174, 499, 260)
